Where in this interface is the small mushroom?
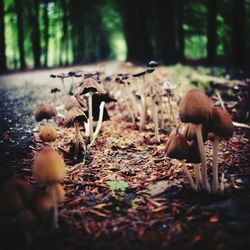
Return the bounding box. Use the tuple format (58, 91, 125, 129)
(147, 60, 159, 68)
(33, 146, 66, 228)
(64, 95, 81, 111)
(179, 89, 212, 192)
(208, 107, 234, 193)
(50, 73, 69, 96)
(165, 131, 197, 191)
(79, 77, 105, 142)
(39, 123, 57, 143)
(35, 104, 57, 123)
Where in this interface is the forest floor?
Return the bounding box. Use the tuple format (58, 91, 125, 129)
(0, 61, 250, 250)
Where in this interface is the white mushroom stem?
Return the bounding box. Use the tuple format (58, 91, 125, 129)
(125, 82, 140, 118)
(195, 124, 211, 193)
(88, 91, 94, 142)
(159, 96, 164, 129)
(60, 78, 67, 95)
(71, 77, 77, 94)
(90, 101, 105, 147)
(125, 99, 135, 124)
(181, 161, 197, 191)
(220, 172, 225, 193)
(73, 122, 80, 160)
(167, 94, 176, 126)
(193, 163, 201, 190)
(48, 184, 58, 228)
(151, 97, 160, 143)
(140, 75, 147, 130)
(212, 135, 220, 193)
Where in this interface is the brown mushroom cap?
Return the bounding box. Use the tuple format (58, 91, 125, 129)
(64, 107, 87, 127)
(39, 124, 57, 142)
(179, 89, 212, 124)
(186, 141, 201, 163)
(79, 77, 105, 95)
(184, 123, 208, 142)
(35, 104, 57, 122)
(165, 133, 189, 160)
(33, 146, 66, 184)
(65, 96, 81, 111)
(208, 107, 234, 139)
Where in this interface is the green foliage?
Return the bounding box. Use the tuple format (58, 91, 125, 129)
(107, 181, 128, 192)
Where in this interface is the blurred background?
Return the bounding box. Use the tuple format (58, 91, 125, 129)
(0, 0, 249, 73)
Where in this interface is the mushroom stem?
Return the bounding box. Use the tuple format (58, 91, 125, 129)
(140, 75, 147, 130)
(88, 92, 94, 142)
(90, 101, 105, 147)
(220, 172, 225, 193)
(60, 78, 67, 96)
(181, 161, 197, 191)
(195, 124, 211, 192)
(160, 97, 164, 129)
(151, 97, 160, 143)
(71, 77, 77, 94)
(73, 122, 80, 160)
(212, 135, 220, 193)
(48, 184, 58, 228)
(167, 94, 176, 126)
(125, 82, 140, 118)
(193, 163, 201, 190)
(125, 99, 135, 124)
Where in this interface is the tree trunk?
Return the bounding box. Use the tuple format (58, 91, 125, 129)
(61, 0, 69, 65)
(16, 0, 26, 70)
(28, 0, 41, 68)
(156, 0, 178, 65)
(43, 0, 49, 67)
(178, 0, 185, 62)
(0, 0, 7, 73)
(207, 0, 217, 64)
(232, 0, 245, 67)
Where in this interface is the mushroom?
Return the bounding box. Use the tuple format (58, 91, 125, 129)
(144, 82, 164, 142)
(179, 89, 212, 192)
(33, 146, 66, 228)
(64, 107, 87, 159)
(79, 77, 105, 142)
(64, 95, 81, 111)
(208, 107, 234, 193)
(50, 73, 69, 96)
(147, 60, 159, 68)
(165, 131, 197, 191)
(39, 123, 57, 143)
(35, 104, 57, 123)
(50, 88, 62, 105)
(35, 192, 53, 217)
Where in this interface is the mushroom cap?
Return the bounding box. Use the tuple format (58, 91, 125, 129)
(186, 141, 201, 163)
(48, 183, 65, 203)
(144, 82, 164, 97)
(35, 193, 53, 215)
(3, 178, 33, 212)
(147, 60, 159, 68)
(33, 146, 66, 184)
(79, 77, 105, 95)
(39, 124, 57, 142)
(64, 107, 87, 127)
(179, 89, 212, 124)
(208, 107, 234, 139)
(35, 104, 57, 122)
(184, 123, 208, 142)
(51, 88, 61, 93)
(65, 95, 81, 111)
(165, 133, 189, 160)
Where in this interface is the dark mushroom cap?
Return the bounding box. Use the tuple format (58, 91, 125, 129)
(50, 74, 57, 78)
(147, 60, 159, 68)
(165, 133, 189, 160)
(35, 104, 57, 122)
(184, 123, 208, 142)
(186, 140, 201, 163)
(179, 89, 212, 124)
(208, 107, 234, 139)
(64, 107, 87, 127)
(65, 96, 81, 111)
(51, 88, 61, 93)
(57, 73, 69, 78)
(68, 71, 76, 77)
(79, 77, 105, 95)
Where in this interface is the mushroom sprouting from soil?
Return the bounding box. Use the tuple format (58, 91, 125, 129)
(79, 77, 105, 142)
(39, 123, 57, 143)
(208, 107, 234, 193)
(68, 71, 82, 94)
(50, 73, 69, 96)
(64, 107, 87, 159)
(51, 88, 62, 105)
(133, 68, 155, 130)
(179, 89, 212, 192)
(144, 82, 164, 143)
(165, 131, 197, 191)
(35, 104, 57, 123)
(33, 146, 66, 228)
(64, 95, 81, 111)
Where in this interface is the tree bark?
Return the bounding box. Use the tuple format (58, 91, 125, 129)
(16, 0, 26, 70)
(43, 0, 49, 67)
(232, 0, 245, 67)
(0, 0, 7, 73)
(207, 0, 217, 64)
